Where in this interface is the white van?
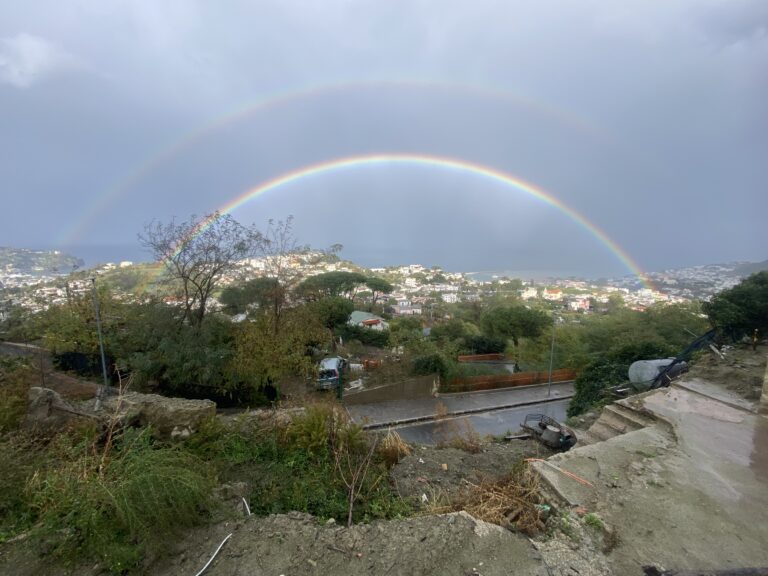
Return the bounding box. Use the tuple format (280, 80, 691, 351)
(316, 357, 347, 390)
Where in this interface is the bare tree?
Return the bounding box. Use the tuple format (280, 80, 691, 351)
(261, 216, 308, 334)
(139, 212, 264, 326)
(334, 437, 379, 527)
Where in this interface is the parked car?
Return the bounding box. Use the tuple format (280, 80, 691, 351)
(316, 357, 347, 390)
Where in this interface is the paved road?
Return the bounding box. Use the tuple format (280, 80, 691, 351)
(346, 381, 574, 428)
(396, 398, 570, 444)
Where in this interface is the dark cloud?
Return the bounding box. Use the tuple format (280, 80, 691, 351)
(0, 0, 765, 275)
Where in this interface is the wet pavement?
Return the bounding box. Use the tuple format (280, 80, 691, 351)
(535, 378, 768, 574)
(644, 385, 768, 495)
(345, 381, 574, 428)
(395, 398, 570, 444)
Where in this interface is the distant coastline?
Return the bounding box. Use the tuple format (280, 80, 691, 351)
(464, 270, 615, 283)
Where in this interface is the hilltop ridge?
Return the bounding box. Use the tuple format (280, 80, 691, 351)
(0, 247, 84, 279)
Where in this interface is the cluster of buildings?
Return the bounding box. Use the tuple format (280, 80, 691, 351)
(2, 247, 761, 320)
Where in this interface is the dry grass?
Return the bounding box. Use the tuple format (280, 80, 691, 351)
(378, 429, 412, 467)
(432, 420, 483, 455)
(444, 420, 483, 453)
(433, 400, 484, 453)
(442, 464, 546, 536)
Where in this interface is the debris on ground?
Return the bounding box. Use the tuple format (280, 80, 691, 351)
(391, 440, 552, 508)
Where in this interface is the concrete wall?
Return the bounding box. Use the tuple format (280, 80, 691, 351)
(343, 375, 437, 405)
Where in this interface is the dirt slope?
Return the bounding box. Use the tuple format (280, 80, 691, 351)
(152, 511, 548, 576)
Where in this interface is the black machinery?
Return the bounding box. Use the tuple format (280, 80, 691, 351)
(520, 413, 578, 451)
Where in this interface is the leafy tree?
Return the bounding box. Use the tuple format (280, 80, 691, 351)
(364, 277, 394, 310)
(0, 305, 39, 342)
(231, 306, 328, 393)
(580, 303, 708, 355)
(513, 321, 588, 372)
(139, 212, 264, 326)
(463, 334, 506, 355)
(219, 277, 282, 316)
(388, 317, 424, 350)
(453, 300, 484, 324)
(429, 318, 474, 344)
(480, 305, 549, 349)
(308, 297, 355, 330)
(337, 325, 390, 348)
(606, 293, 625, 313)
(297, 271, 368, 301)
(703, 271, 768, 340)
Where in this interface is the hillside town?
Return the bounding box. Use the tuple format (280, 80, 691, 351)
(1, 247, 763, 317)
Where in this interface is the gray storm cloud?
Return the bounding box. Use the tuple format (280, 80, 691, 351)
(0, 0, 765, 274)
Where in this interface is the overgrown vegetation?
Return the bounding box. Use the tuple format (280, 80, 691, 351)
(568, 341, 677, 416)
(0, 360, 410, 573)
(186, 404, 411, 526)
(704, 271, 768, 341)
(28, 430, 215, 573)
(0, 357, 35, 432)
(0, 395, 215, 574)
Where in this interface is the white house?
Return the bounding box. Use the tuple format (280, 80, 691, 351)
(521, 287, 539, 300)
(348, 311, 389, 331)
(542, 288, 563, 301)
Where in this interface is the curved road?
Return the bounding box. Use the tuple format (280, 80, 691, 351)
(346, 381, 574, 429)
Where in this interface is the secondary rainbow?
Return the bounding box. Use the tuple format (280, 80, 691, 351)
(164, 153, 652, 289)
(59, 79, 599, 248)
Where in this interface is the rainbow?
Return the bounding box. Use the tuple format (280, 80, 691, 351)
(158, 153, 652, 289)
(58, 79, 599, 247)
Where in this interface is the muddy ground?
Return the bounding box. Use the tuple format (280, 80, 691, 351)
(687, 342, 766, 400)
(153, 511, 550, 576)
(391, 440, 553, 508)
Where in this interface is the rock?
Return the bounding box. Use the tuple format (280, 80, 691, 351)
(101, 392, 216, 439)
(23, 387, 98, 432)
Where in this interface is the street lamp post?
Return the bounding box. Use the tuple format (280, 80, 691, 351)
(547, 314, 557, 398)
(91, 278, 110, 411)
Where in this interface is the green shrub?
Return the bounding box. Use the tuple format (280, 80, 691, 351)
(462, 335, 506, 354)
(568, 341, 676, 416)
(0, 434, 46, 542)
(183, 415, 264, 470)
(28, 429, 214, 574)
(337, 325, 390, 347)
(412, 353, 448, 377)
(291, 404, 367, 455)
(184, 406, 409, 525)
(584, 512, 604, 530)
(0, 358, 34, 432)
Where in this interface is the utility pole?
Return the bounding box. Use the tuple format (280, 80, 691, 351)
(547, 313, 557, 398)
(91, 278, 110, 411)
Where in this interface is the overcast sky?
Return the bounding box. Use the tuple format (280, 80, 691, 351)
(1, 0, 766, 276)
